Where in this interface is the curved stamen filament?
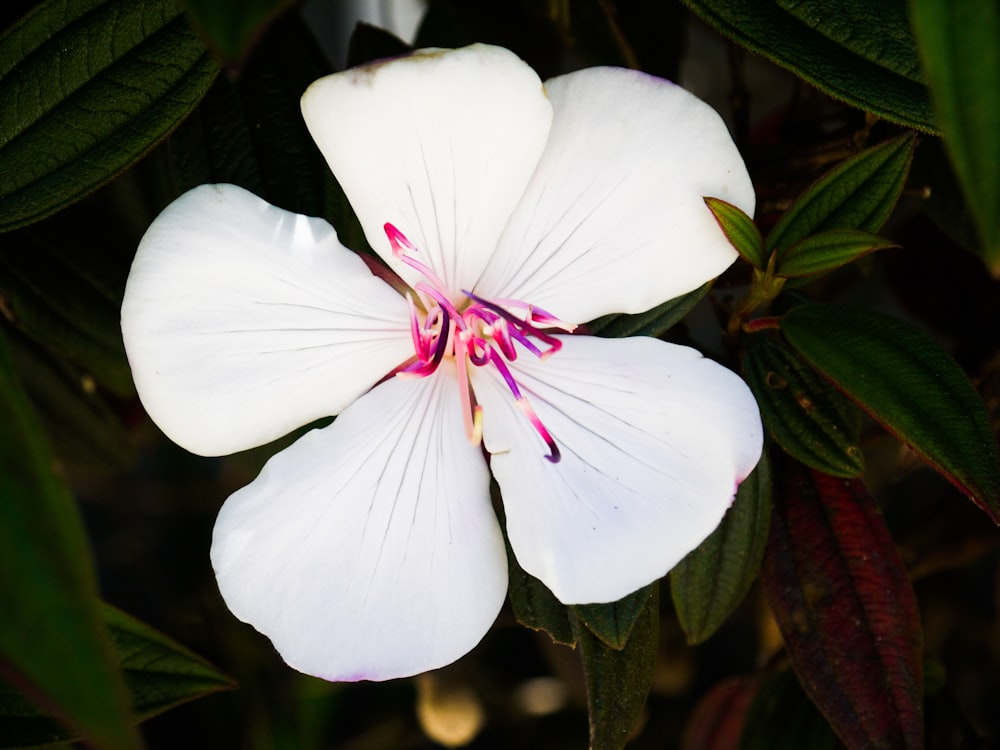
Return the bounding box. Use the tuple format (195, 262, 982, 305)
(385, 224, 570, 463)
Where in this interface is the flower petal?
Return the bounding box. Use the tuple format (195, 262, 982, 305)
(211, 368, 507, 681)
(121, 184, 412, 456)
(476, 67, 754, 323)
(472, 335, 762, 604)
(301, 44, 553, 300)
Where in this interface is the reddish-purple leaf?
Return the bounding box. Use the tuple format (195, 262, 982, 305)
(761, 459, 923, 750)
(680, 677, 758, 750)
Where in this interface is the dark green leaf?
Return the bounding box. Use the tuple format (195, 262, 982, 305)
(776, 228, 897, 278)
(782, 303, 1000, 520)
(573, 584, 655, 650)
(680, 0, 934, 131)
(0, 221, 133, 398)
(181, 0, 295, 63)
(0, 604, 234, 747)
(742, 333, 864, 477)
(705, 197, 767, 269)
(574, 586, 658, 750)
(760, 461, 923, 750)
(738, 670, 840, 750)
(5, 331, 134, 471)
(0, 330, 139, 750)
(911, 0, 1000, 276)
(346, 21, 412, 69)
(671, 452, 773, 644)
(586, 283, 710, 339)
(506, 544, 575, 647)
(767, 133, 916, 253)
(0, 0, 218, 233)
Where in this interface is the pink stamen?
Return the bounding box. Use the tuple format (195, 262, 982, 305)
(385, 224, 571, 462)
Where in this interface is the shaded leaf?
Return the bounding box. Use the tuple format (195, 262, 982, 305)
(680, 0, 934, 131)
(681, 677, 759, 750)
(767, 134, 917, 253)
(776, 229, 897, 278)
(742, 333, 863, 478)
(506, 543, 575, 647)
(782, 303, 1000, 520)
(0, 330, 139, 750)
(0, 221, 132, 397)
(587, 283, 710, 339)
(573, 584, 655, 650)
(346, 20, 412, 69)
(911, 0, 1000, 276)
(181, 0, 295, 63)
(738, 669, 841, 750)
(671, 452, 773, 644)
(574, 586, 658, 750)
(706, 197, 766, 269)
(760, 459, 923, 750)
(5, 330, 134, 471)
(0, 0, 218, 233)
(0, 604, 235, 747)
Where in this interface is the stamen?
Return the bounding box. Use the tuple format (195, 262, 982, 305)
(385, 223, 568, 461)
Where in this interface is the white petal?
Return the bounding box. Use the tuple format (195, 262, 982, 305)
(476, 67, 755, 323)
(301, 44, 553, 300)
(472, 335, 762, 604)
(211, 368, 508, 681)
(121, 184, 412, 456)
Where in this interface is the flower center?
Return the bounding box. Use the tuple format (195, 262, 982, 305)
(385, 223, 575, 463)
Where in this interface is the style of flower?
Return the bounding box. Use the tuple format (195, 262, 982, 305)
(121, 44, 762, 682)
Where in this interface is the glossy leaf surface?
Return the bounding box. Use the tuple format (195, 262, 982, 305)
(680, 0, 934, 131)
(0, 332, 138, 750)
(0, 0, 218, 233)
(767, 134, 916, 253)
(782, 303, 1000, 519)
(911, 0, 1000, 276)
(671, 453, 773, 644)
(761, 460, 923, 749)
(587, 283, 710, 339)
(743, 333, 863, 477)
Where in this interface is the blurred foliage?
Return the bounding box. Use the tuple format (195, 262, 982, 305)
(1, 0, 999, 748)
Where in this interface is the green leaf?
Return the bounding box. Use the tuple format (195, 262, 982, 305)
(738, 669, 840, 750)
(671, 452, 773, 644)
(742, 333, 864, 477)
(0, 0, 219, 233)
(680, 0, 934, 131)
(782, 303, 1000, 520)
(705, 197, 767, 269)
(0, 604, 235, 747)
(573, 584, 655, 650)
(776, 228, 897, 278)
(911, 0, 1000, 276)
(505, 538, 575, 647)
(767, 133, 917, 253)
(181, 0, 295, 63)
(586, 283, 710, 339)
(0, 331, 139, 750)
(574, 586, 658, 750)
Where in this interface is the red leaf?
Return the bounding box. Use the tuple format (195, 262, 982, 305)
(681, 677, 758, 750)
(761, 458, 923, 750)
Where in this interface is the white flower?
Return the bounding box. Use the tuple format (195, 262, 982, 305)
(121, 44, 762, 682)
